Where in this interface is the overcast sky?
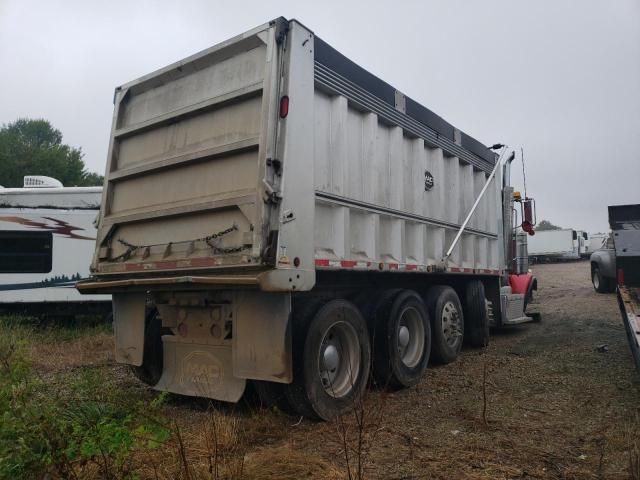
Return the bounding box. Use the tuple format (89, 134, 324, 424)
(1, 0, 638, 232)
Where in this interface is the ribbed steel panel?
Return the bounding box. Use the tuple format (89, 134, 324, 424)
(314, 62, 495, 174)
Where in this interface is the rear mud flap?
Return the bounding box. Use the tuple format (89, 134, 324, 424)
(155, 336, 246, 402)
(112, 293, 146, 366)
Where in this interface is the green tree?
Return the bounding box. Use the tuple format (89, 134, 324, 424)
(0, 118, 103, 187)
(536, 219, 562, 231)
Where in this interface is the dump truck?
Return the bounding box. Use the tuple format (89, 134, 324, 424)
(610, 205, 640, 370)
(78, 18, 538, 420)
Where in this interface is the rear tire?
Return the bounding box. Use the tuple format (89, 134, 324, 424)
(463, 281, 489, 348)
(284, 299, 371, 421)
(425, 286, 464, 364)
(592, 265, 613, 294)
(131, 308, 164, 386)
(372, 290, 431, 389)
(252, 381, 292, 413)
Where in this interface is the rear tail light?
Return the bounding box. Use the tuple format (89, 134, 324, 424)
(279, 95, 289, 118)
(617, 268, 624, 286)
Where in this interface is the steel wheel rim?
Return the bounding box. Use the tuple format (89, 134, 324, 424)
(441, 300, 462, 347)
(593, 270, 600, 289)
(397, 306, 425, 368)
(317, 317, 361, 398)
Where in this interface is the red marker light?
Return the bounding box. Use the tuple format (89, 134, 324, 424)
(279, 95, 289, 118)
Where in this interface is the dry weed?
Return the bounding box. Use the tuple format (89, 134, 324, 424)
(243, 445, 342, 480)
(29, 330, 113, 372)
(629, 420, 640, 480)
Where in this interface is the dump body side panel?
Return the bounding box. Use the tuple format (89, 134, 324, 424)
(311, 37, 501, 274)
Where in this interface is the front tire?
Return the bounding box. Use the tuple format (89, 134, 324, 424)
(425, 286, 464, 364)
(285, 299, 371, 421)
(372, 290, 431, 389)
(463, 281, 489, 348)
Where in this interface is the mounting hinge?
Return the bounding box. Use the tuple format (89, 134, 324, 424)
(262, 180, 282, 204)
(272, 17, 290, 45)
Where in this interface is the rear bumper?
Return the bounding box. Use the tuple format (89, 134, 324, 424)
(77, 267, 315, 293)
(76, 274, 261, 294)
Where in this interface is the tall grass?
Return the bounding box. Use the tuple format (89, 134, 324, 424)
(0, 318, 168, 479)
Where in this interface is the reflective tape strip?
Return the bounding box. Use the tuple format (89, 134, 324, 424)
(314, 259, 501, 276)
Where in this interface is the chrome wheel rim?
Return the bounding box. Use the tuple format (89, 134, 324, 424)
(318, 318, 361, 398)
(441, 300, 462, 347)
(593, 270, 600, 289)
(397, 307, 425, 368)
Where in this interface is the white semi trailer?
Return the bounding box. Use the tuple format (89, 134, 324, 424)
(527, 229, 582, 262)
(79, 18, 538, 420)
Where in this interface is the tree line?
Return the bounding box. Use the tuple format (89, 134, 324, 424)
(0, 118, 103, 187)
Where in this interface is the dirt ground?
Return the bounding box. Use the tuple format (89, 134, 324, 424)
(27, 261, 640, 479)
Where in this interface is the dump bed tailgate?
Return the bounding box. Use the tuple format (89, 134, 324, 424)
(92, 21, 285, 277)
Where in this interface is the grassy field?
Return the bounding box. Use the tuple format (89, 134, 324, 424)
(1, 261, 639, 479)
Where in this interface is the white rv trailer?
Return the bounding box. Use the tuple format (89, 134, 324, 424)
(527, 228, 581, 261)
(0, 176, 110, 315)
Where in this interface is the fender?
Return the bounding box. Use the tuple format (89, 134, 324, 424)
(509, 273, 537, 309)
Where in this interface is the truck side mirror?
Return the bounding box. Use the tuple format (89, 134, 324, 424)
(521, 198, 536, 235)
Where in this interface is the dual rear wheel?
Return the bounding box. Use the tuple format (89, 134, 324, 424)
(284, 299, 370, 420)
(274, 283, 486, 420)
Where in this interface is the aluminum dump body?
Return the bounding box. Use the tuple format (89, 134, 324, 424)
(86, 18, 504, 294)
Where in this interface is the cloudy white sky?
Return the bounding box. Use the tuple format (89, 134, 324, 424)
(1, 0, 638, 232)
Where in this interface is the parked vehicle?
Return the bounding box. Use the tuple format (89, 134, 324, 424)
(590, 235, 617, 293)
(0, 176, 111, 316)
(609, 204, 640, 369)
(78, 18, 539, 420)
(587, 233, 608, 256)
(527, 229, 582, 262)
(577, 230, 590, 257)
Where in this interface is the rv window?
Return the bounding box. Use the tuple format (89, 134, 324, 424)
(0, 231, 53, 273)
(572, 231, 577, 240)
(582, 232, 588, 240)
